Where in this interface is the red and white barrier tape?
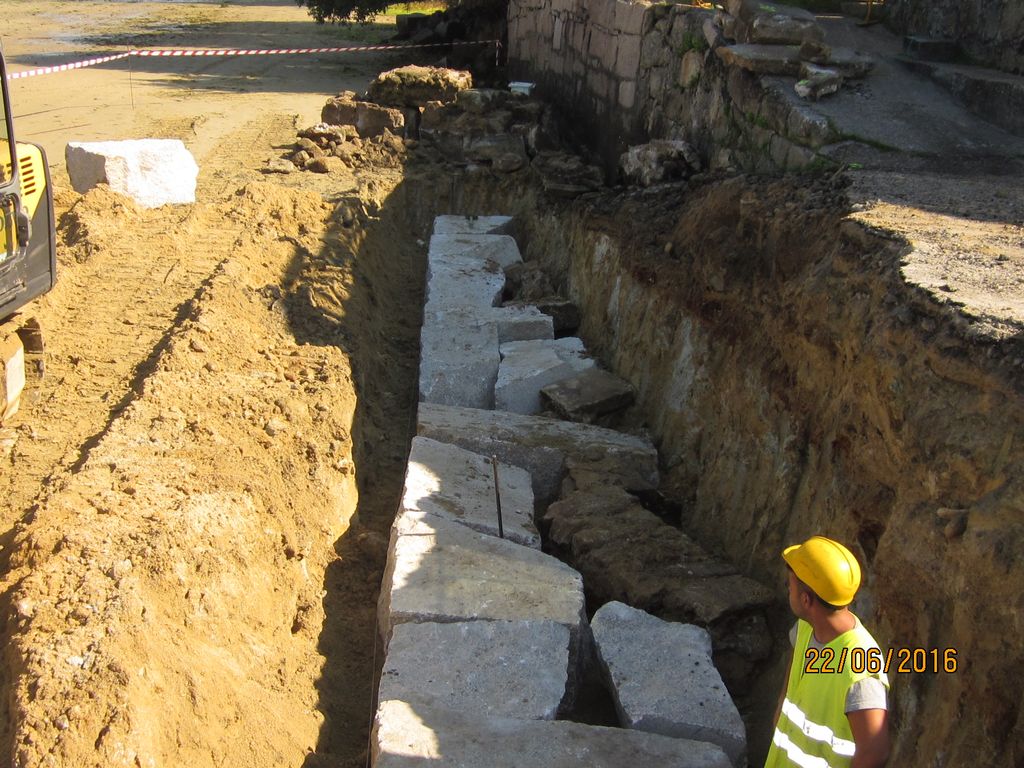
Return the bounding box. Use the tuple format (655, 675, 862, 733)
(4, 40, 500, 80)
(4, 52, 133, 80)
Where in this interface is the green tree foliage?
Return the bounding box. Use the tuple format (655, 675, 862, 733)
(296, 0, 414, 23)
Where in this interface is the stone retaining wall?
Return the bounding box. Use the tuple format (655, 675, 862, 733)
(507, 0, 843, 175)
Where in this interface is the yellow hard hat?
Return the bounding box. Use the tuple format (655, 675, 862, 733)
(783, 536, 861, 606)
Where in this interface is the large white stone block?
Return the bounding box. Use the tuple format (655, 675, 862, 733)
(591, 601, 747, 766)
(379, 620, 572, 720)
(417, 403, 659, 505)
(372, 700, 733, 768)
(419, 310, 499, 409)
(496, 337, 596, 415)
(429, 234, 523, 269)
(377, 515, 586, 653)
(424, 254, 505, 314)
(401, 436, 539, 548)
(433, 215, 515, 235)
(65, 139, 199, 208)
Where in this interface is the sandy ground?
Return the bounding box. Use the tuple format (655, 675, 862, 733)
(0, 2, 433, 766)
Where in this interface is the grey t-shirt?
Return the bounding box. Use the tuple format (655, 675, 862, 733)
(790, 622, 888, 713)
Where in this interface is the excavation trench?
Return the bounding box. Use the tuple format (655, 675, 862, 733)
(2, 125, 1022, 768)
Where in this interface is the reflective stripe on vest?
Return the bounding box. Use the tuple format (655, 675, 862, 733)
(771, 729, 834, 768)
(781, 698, 856, 757)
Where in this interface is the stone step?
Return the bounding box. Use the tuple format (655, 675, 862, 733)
(540, 367, 636, 424)
(416, 402, 659, 505)
(428, 233, 523, 269)
(373, 700, 733, 768)
(433, 215, 515, 235)
(716, 43, 802, 76)
(400, 436, 540, 548)
(591, 601, 747, 766)
(496, 338, 596, 415)
(379, 620, 573, 721)
(377, 514, 586, 656)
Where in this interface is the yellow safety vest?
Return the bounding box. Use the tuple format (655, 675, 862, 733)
(765, 617, 889, 768)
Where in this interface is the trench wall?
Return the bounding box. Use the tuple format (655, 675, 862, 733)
(467, 173, 1024, 767)
(507, 0, 834, 175)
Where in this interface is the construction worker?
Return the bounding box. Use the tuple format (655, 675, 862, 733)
(765, 536, 890, 768)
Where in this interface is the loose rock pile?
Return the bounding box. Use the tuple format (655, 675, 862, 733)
(372, 214, 772, 766)
(271, 65, 605, 196)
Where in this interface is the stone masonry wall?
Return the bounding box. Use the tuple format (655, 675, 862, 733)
(889, 0, 1024, 74)
(507, 0, 654, 175)
(508, 0, 840, 175)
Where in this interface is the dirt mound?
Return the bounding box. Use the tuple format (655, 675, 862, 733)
(56, 187, 144, 263)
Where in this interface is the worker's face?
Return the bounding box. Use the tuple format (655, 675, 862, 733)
(786, 571, 810, 620)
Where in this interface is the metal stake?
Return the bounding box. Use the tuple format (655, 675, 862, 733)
(491, 455, 504, 539)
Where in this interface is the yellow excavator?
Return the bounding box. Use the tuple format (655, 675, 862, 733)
(0, 50, 57, 423)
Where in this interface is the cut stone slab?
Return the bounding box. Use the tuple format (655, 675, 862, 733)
(377, 514, 586, 653)
(65, 139, 198, 208)
(489, 305, 554, 343)
(424, 254, 505, 314)
(417, 402, 659, 505)
(429, 233, 522, 269)
(373, 700, 733, 768)
(496, 338, 596, 415)
(506, 296, 582, 334)
(796, 64, 843, 100)
(715, 44, 802, 76)
(400, 436, 540, 548)
(749, 9, 823, 46)
(592, 602, 747, 766)
(433, 215, 515, 235)
(419, 311, 498, 409)
(540, 367, 636, 423)
(379, 620, 571, 719)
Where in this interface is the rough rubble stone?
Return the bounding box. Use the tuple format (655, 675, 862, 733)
(373, 700, 733, 768)
(620, 140, 701, 187)
(540, 367, 636, 423)
(456, 88, 509, 114)
(377, 514, 586, 652)
(541, 487, 773, 688)
(417, 402, 659, 505)
(796, 64, 844, 100)
(496, 338, 596, 415)
(715, 44, 802, 76)
(433, 215, 515, 236)
(319, 93, 405, 137)
(401, 436, 540, 548)
(591, 602, 747, 766)
(419, 310, 499, 409)
(510, 296, 582, 334)
(464, 133, 528, 165)
(379, 620, 571, 719)
(321, 92, 359, 125)
(65, 139, 198, 208)
(428, 234, 522, 269)
(368, 65, 473, 107)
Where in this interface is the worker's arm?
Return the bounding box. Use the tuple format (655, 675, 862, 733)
(847, 707, 890, 768)
(772, 648, 792, 728)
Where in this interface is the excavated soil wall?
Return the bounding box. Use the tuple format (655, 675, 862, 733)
(457, 172, 1024, 767)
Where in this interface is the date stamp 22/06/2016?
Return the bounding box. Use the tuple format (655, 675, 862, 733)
(804, 646, 959, 675)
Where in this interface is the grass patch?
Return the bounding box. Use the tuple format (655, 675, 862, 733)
(379, 1, 446, 16)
